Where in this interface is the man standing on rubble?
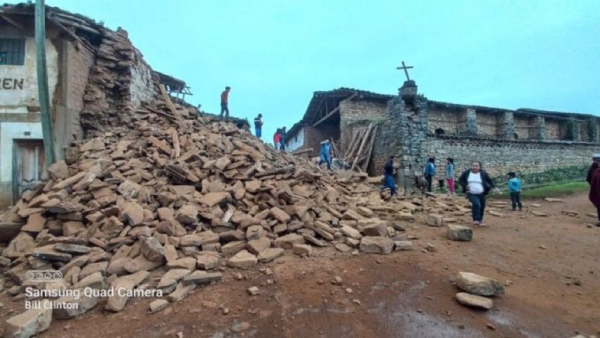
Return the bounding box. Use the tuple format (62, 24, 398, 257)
(220, 86, 231, 121)
(254, 114, 263, 139)
(318, 139, 333, 171)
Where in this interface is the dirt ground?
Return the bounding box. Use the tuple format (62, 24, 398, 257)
(1, 192, 599, 338)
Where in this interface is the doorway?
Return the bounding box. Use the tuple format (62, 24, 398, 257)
(12, 140, 47, 203)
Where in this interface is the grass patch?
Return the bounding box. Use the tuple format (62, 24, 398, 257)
(519, 181, 588, 199)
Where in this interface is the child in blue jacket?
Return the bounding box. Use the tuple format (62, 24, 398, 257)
(507, 172, 522, 211)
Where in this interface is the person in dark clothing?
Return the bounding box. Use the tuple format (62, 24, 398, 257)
(383, 156, 397, 196)
(587, 153, 600, 226)
(458, 161, 495, 226)
(254, 114, 263, 139)
(423, 158, 436, 192)
(220, 86, 231, 121)
(280, 127, 287, 151)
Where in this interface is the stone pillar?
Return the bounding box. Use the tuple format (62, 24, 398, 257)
(464, 108, 477, 136)
(500, 111, 515, 139)
(587, 118, 599, 143)
(534, 116, 546, 140)
(571, 120, 581, 141)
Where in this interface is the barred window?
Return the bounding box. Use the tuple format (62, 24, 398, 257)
(0, 39, 25, 65)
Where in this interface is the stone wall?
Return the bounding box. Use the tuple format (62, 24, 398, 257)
(476, 112, 498, 137)
(339, 99, 386, 151)
(545, 118, 562, 140)
(428, 107, 461, 135)
(424, 137, 595, 180)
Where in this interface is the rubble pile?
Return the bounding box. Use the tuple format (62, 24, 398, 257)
(0, 98, 442, 327)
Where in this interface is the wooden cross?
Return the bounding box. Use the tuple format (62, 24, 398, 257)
(396, 61, 413, 81)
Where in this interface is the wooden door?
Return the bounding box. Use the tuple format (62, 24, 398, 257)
(13, 140, 46, 202)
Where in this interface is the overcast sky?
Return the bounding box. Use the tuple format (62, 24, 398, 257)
(22, 0, 600, 142)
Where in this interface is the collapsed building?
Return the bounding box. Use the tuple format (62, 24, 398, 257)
(285, 82, 599, 187)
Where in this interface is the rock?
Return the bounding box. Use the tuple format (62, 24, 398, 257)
(21, 213, 46, 233)
(196, 255, 219, 270)
(122, 201, 144, 226)
(273, 233, 305, 249)
(335, 243, 352, 253)
(227, 250, 258, 268)
(53, 243, 92, 255)
(532, 211, 547, 217)
(221, 241, 247, 256)
(257, 248, 285, 263)
(157, 207, 174, 221)
(176, 205, 198, 225)
(447, 224, 473, 242)
(292, 244, 312, 257)
(31, 246, 72, 262)
(140, 237, 165, 262)
(73, 272, 107, 290)
(3, 232, 36, 258)
(167, 257, 197, 271)
(157, 269, 192, 289)
(455, 292, 493, 310)
(271, 207, 291, 223)
(544, 198, 563, 202)
(561, 210, 578, 217)
(247, 237, 271, 254)
(167, 283, 196, 302)
(48, 160, 69, 180)
(105, 277, 136, 312)
(79, 261, 108, 280)
(179, 231, 219, 247)
(199, 192, 230, 207)
(246, 225, 264, 241)
(397, 212, 415, 221)
(426, 243, 437, 252)
(182, 271, 222, 286)
(362, 222, 388, 237)
(247, 286, 259, 296)
(62, 221, 86, 237)
(455, 272, 505, 296)
(157, 220, 187, 237)
(4, 299, 52, 337)
(150, 299, 169, 313)
(359, 237, 394, 255)
(427, 214, 444, 227)
(394, 241, 414, 251)
(340, 225, 362, 239)
(53, 293, 98, 318)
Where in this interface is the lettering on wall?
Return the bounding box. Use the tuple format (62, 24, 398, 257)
(0, 78, 24, 90)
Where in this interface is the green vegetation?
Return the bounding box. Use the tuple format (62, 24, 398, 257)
(491, 164, 588, 188)
(518, 180, 588, 199)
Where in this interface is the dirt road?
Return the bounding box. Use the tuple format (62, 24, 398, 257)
(1, 193, 599, 338)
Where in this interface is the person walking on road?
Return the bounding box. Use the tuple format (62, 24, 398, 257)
(586, 153, 600, 227)
(220, 86, 231, 121)
(458, 161, 495, 226)
(507, 172, 522, 211)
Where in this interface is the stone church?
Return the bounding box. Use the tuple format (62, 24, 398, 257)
(285, 79, 599, 187)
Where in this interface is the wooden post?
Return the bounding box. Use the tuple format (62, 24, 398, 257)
(350, 124, 373, 171)
(35, 0, 56, 166)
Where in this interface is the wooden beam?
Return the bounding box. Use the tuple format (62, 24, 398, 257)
(0, 14, 25, 30)
(291, 148, 313, 156)
(362, 124, 377, 171)
(350, 124, 373, 171)
(159, 84, 183, 121)
(311, 93, 358, 127)
(47, 15, 84, 50)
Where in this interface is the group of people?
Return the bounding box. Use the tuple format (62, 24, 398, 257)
(383, 157, 525, 226)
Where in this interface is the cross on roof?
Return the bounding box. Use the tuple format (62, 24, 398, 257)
(396, 61, 413, 81)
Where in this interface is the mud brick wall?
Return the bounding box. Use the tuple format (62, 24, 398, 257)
(428, 108, 461, 135)
(339, 100, 386, 152)
(476, 112, 499, 137)
(305, 124, 339, 158)
(514, 115, 532, 140)
(545, 119, 562, 140)
(424, 138, 595, 179)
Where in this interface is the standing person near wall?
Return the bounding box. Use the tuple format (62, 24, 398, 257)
(273, 129, 282, 150)
(507, 172, 523, 211)
(424, 158, 436, 192)
(280, 127, 287, 151)
(220, 86, 231, 121)
(254, 114, 263, 139)
(446, 158, 455, 196)
(458, 161, 495, 226)
(586, 153, 600, 227)
(383, 156, 397, 197)
(318, 139, 333, 172)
